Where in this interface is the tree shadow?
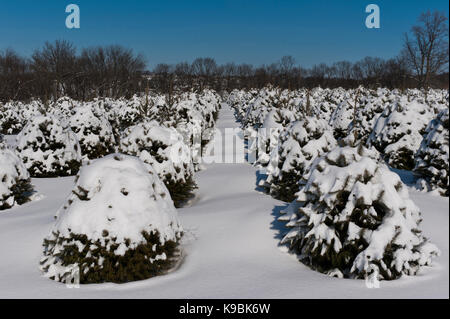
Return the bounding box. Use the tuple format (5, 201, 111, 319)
(254, 169, 267, 193)
(388, 167, 418, 187)
(270, 203, 290, 241)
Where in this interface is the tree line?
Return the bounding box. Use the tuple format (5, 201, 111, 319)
(0, 41, 146, 102)
(1, 10, 448, 102)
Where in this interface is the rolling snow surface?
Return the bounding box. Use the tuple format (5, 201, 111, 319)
(0, 104, 448, 298)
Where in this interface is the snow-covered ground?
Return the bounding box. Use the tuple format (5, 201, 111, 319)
(0, 104, 448, 298)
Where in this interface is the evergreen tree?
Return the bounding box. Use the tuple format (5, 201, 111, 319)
(266, 117, 336, 202)
(0, 142, 34, 210)
(69, 105, 116, 159)
(15, 115, 82, 177)
(415, 108, 449, 196)
(280, 145, 439, 280)
(368, 98, 434, 170)
(40, 154, 183, 284)
(120, 121, 196, 207)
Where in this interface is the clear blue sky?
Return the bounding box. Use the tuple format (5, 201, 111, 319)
(0, 0, 448, 69)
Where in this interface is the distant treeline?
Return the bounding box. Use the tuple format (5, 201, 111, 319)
(1, 11, 448, 102)
(0, 41, 146, 102)
(149, 56, 448, 93)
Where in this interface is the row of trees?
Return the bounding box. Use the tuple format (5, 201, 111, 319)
(1, 11, 448, 102)
(0, 41, 146, 102)
(151, 55, 416, 92)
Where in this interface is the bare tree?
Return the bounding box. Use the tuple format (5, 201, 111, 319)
(279, 56, 295, 74)
(0, 49, 30, 100)
(78, 45, 145, 99)
(402, 10, 449, 88)
(357, 57, 384, 81)
(279, 55, 296, 89)
(332, 61, 353, 80)
(190, 57, 218, 90)
(32, 40, 77, 100)
(222, 62, 237, 89)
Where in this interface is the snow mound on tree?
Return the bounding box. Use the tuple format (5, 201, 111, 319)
(265, 117, 336, 202)
(40, 154, 183, 284)
(329, 99, 354, 140)
(280, 145, 439, 280)
(415, 108, 449, 196)
(256, 110, 286, 166)
(0, 106, 22, 134)
(368, 98, 434, 170)
(15, 115, 82, 177)
(0, 146, 33, 210)
(107, 96, 144, 133)
(120, 121, 196, 207)
(0, 100, 43, 134)
(347, 92, 385, 144)
(69, 105, 116, 159)
(47, 97, 79, 121)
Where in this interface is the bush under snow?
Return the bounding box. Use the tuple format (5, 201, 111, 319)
(279, 145, 439, 280)
(40, 154, 183, 284)
(265, 117, 336, 202)
(368, 98, 434, 170)
(329, 98, 355, 140)
(0, 106, 22, 135)
(415, 108, 449, 196)
(0, 144, 34, 210)
(69, 105, 116, 160)
(120, 121, 196, 207)
(255, 109, 288, 167)
(15, 115, 82, 177)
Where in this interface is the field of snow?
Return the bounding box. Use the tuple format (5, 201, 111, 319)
(0, 104, 447, 298)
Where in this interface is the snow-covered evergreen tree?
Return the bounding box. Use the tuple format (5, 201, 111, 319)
(47, 96, 79, 120)
(242, 90, 275, 128)
(0, 100, 44, 135)
(120, 121, 196, 207)
(347, 92, 385, 144)
(40, 154, 183, 284)
(329, 99, 354, 140)
(280, 145, 439, 280)
(69, 106, 116, 159)
(256, 109, 287, 167)
(0, 143, 34, 210)
(266, 117, 336, 202)
(0, 106, 22, 134)
(15, 115, 82, 177)
(368, 98, 434, 170)
(108, 96, 145, 135)
(415, 108, 449, 196)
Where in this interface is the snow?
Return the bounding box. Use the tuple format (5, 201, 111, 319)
(0, 146, 31, 209)
(263, 117, 337, 202)
(15, 115, 82, 176)
(39, 154, 182, 282)
(329, 99, 354, 138)
(50, 154, 181, 244)
(120, 121, 194, 183)
(368, 98, 435, 169)
(0, 104, 448, 298)
(68, 105, 116, 159)
(414, 108, 449, 195)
